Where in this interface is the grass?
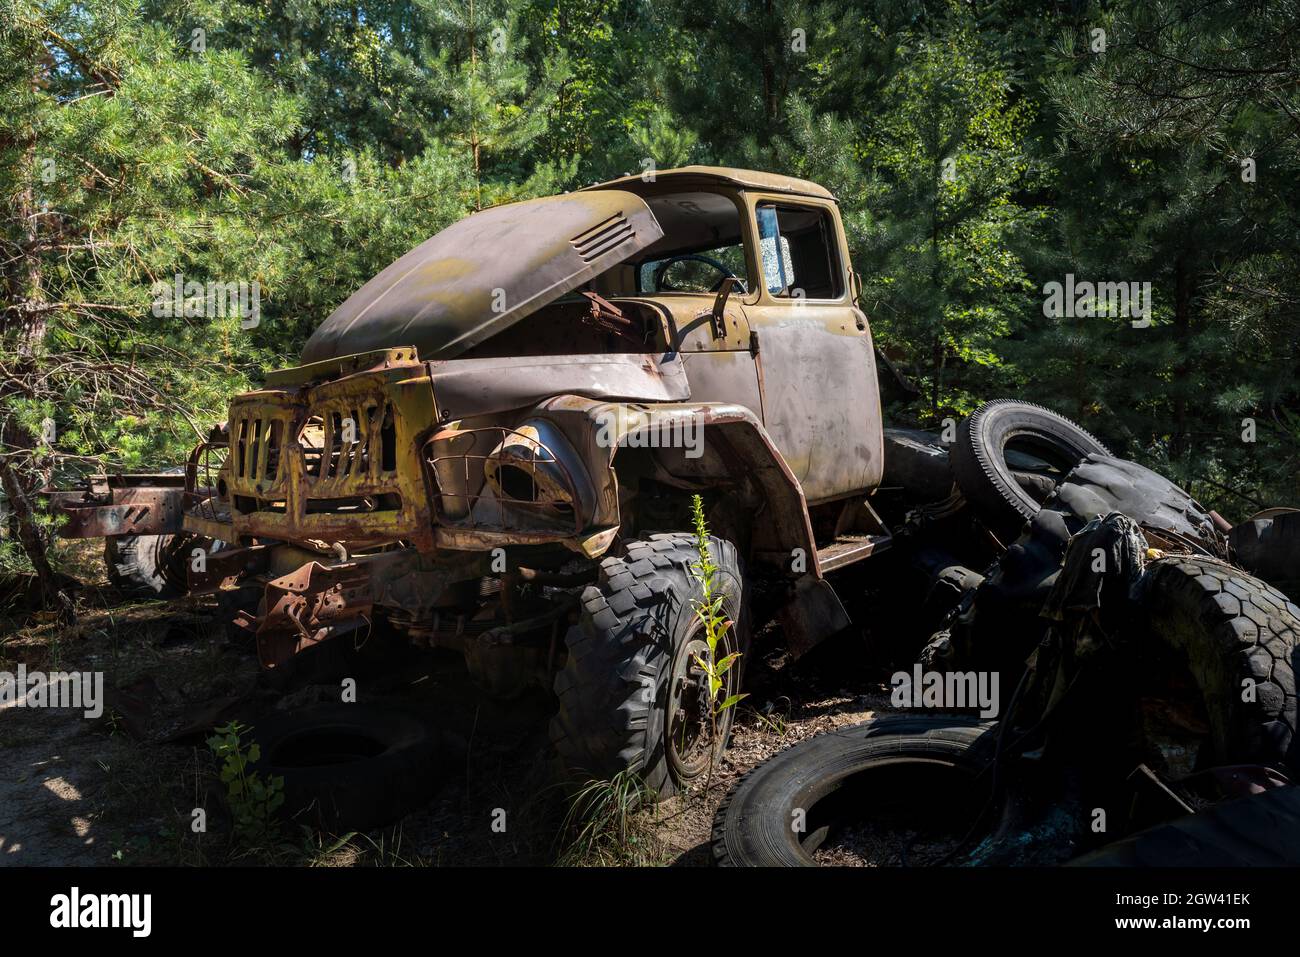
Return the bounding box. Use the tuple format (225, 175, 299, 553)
(556, 769, 668, 867)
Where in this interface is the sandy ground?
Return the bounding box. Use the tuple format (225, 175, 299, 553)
(0, 555, 905, 867)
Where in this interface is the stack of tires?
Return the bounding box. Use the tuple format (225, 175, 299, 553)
(713, 399, 1300, 867)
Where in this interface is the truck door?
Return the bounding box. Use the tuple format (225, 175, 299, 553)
(740, 197, 883, 503)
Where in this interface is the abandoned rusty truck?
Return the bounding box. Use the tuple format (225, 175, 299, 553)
(45, 166, 1300, 807)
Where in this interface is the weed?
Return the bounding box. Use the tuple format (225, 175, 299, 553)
(205, 720, 284, 847)
(687, 494, 747, 788)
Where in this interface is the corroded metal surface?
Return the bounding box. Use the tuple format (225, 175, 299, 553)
(300, 191, 664, 363)
(585, 165, 835, 201)
(222, 349, 437, 551)
(43, 480, 186, 538)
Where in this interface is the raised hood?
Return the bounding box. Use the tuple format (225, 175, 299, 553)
(300, 190, 663, 363)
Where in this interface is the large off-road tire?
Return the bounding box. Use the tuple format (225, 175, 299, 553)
(105, 533, 219, 597)
(550, 534, 749, 798)
(1231, 509, 1300, 601)
(712, 716, 1000, 867)
(248, 705, 442, 832)
(951, 400, 1110, 541)
(1135, 557, 1299, 773)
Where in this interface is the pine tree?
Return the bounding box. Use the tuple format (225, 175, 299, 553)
(1027, 1, 1300, 515)
(0, 0, 302, 593)
(405, 0, 571, 208)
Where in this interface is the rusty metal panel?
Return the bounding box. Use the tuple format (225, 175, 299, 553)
(744, 317, 883, 504)
(186, 544, 269, 593)
(256, 560, 373, 668)
(47, 486, 185, 538)
(426, 351, 689, 420)
(584, 166, 834, 201)
(300, 191, 664, 364)
(680, 351, 763, 416)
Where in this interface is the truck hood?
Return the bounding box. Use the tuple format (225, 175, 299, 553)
(300, 190, 663, 363)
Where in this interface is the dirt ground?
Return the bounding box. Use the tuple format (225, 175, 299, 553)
(0, 548, 903, 867)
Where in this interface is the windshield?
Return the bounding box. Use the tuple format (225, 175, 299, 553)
(587, 190, 754, 296)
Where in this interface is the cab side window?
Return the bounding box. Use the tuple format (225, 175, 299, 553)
(756, 204, 843, 300)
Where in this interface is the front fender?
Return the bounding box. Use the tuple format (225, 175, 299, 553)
(530, 395, 822, 576)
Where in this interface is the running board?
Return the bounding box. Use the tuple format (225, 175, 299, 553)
(816, 532, 892, 573)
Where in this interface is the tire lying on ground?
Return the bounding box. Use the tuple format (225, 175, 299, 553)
(1134, 557, 1299, 773)
(248, 705, 443, 832)
(551, 534, 749, 799)
(712, 716, 999, 867)
(950, 399, 1110, 541)
(105, 533, 220, 597)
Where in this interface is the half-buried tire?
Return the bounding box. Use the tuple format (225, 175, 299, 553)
(712, 716, 1001, 867)
(248, 705, 442, 832)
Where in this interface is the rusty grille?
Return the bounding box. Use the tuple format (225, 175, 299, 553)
(570, 213, 634, 263)
(231, 414, 286, 485)
(299, 399, 398, 492)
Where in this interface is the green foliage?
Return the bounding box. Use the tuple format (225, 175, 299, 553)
(3, 0, 1299, 585)
(206, 720, 285, 845)
(558, 768, 664, 867)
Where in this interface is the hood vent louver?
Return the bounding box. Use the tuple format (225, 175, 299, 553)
(570, 213, 635, 263)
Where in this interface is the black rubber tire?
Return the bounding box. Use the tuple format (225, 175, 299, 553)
(1231, 510, 1300, 601)
(1051, 455, 1227, 556)
(1136, 557, 1299, 772)
(105, 533, 219, 597)
(712, 715, 998, 867)
(248, 705, 442, 832)
(951, 400, 1110, 541)
(943, 456, 1237, 677)
(550, 534, 749, 798)
(882, 427, 953, 503)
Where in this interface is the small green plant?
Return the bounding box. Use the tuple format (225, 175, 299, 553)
(206, 720, 284, 846)
(688, 494, 747, 787)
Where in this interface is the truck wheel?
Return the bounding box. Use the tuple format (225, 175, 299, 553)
(550, 534, 750, 798)
(1135, 557, 1299, 773)
(105, 533, 216, 597)
(712, 716, 1001, 867)
(951, 400, 1109, 541)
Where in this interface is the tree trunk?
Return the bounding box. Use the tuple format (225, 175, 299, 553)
(1171, 253, 1192, 458)
(0, 65, 60, 606)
